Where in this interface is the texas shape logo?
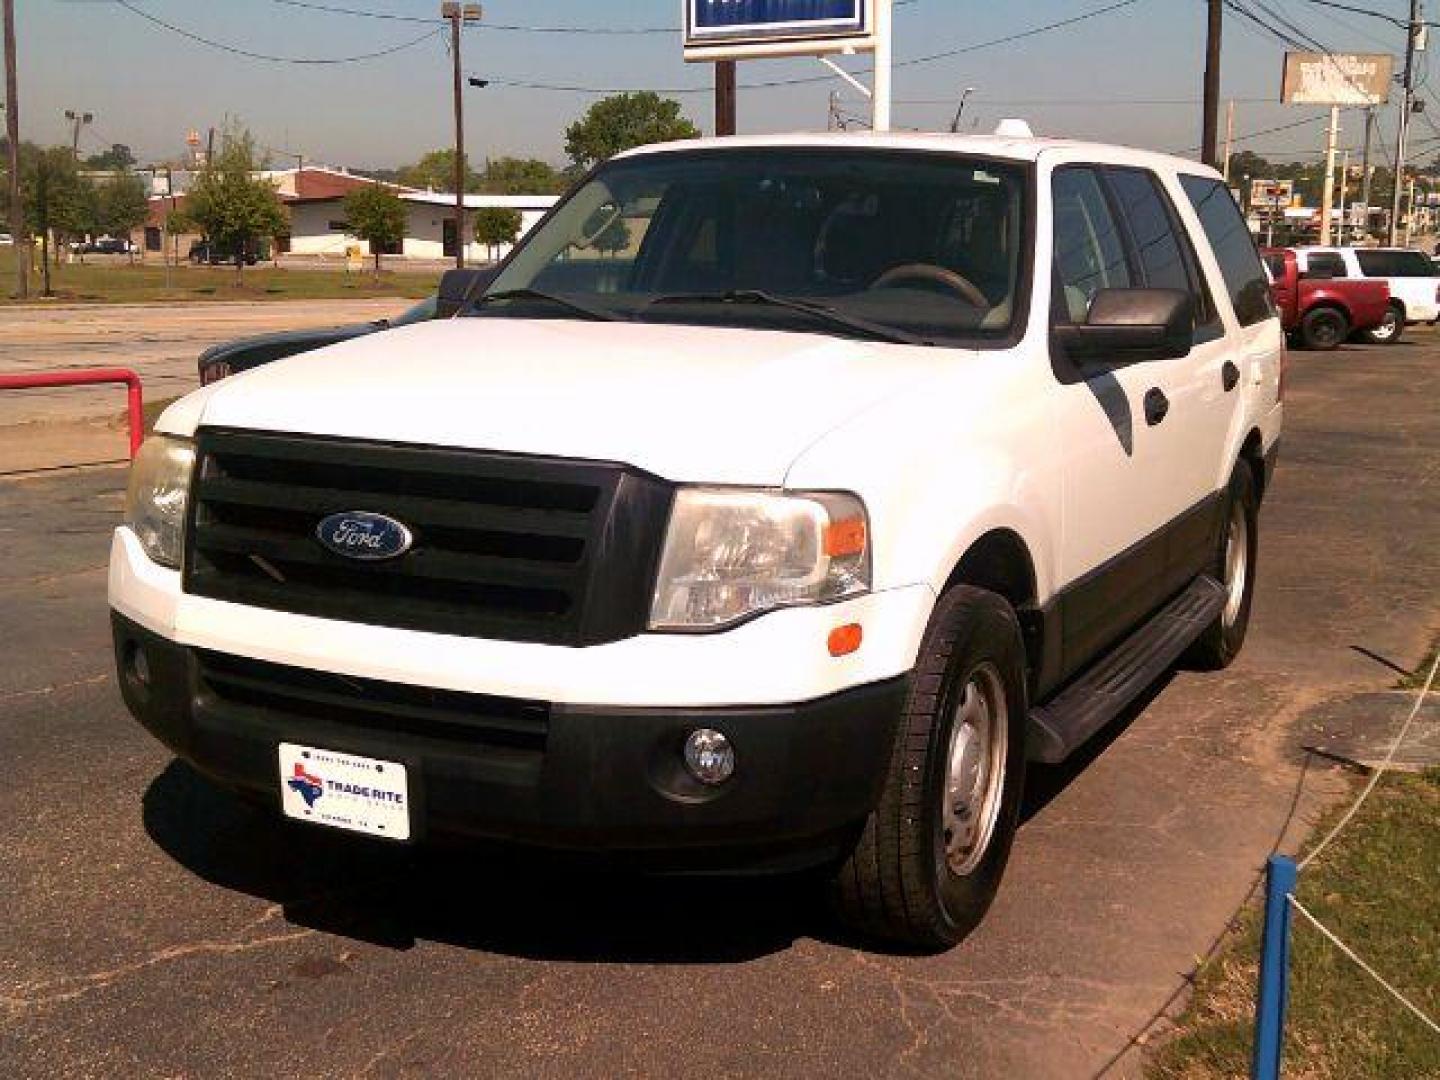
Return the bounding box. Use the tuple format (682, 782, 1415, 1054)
(287, 763, 325, 808)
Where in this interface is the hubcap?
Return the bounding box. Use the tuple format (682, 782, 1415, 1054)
(941, 662, 1009, 877)
(1374, 312, 1398, 340)
(1223, 501, 1249, 627)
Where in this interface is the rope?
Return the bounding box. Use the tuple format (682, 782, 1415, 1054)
(1298, 649, 1440, 872)
(1289, 896, 1440, 1037)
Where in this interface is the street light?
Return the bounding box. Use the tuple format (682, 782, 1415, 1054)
(949, 87, 977, 134)
(468, 77, 489, 89)
(443, 2, 482, 268)
(64, 108, 93, 158)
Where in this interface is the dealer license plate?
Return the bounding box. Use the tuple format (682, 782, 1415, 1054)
(278, 743, 411, 841)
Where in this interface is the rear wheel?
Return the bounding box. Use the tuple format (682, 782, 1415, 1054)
(1189, 465, 1259, 671)
(1300, 306, 1348, 350)
(830, 585, 1027, 951)
(1362, 303, 1404, 345)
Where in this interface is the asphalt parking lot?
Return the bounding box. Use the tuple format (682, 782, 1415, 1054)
(1, 334, 1436, 1078)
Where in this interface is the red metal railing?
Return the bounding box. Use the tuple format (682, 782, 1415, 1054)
(0, 368, 145, 458)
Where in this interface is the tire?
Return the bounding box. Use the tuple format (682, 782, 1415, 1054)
(1189, 464, 1259, 671)
(1362, 303, 1405, 345)
(830, 585, 1028, 951)
(1299, 306, 1348, 351)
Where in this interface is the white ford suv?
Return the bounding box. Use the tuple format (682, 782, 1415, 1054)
(111, 132, 1283, 949)
(1293, 245, 1440, 344)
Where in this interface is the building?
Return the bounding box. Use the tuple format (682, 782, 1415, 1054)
(136, 166, 559, 264)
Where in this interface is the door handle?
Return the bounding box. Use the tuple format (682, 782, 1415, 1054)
(1222, 361, 1240, 392)
(1144, 388, 1170, 426)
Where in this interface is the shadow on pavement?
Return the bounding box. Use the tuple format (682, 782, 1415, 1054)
(142, 759, 831, 964)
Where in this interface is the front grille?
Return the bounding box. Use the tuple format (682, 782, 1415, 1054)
(184, 429, 673, 646)
(196, 649, 550, 753)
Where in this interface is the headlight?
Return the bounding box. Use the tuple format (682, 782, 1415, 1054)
(124, 435, 196, 569)
(649, 488, 870, 631)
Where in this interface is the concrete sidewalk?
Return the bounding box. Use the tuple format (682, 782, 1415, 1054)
(0, 299, 410, 443)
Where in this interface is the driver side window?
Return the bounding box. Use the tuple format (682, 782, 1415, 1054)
(1052, 168, 1134, 324)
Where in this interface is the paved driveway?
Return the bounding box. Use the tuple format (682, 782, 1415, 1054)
(1, 338, 1435, 1078)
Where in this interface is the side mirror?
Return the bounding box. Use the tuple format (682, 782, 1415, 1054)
(436, 266, 498, 317)
(1053, 288, 1193, 365)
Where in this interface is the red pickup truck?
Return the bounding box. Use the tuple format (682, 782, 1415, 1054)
(1262, 247, 1390, 350)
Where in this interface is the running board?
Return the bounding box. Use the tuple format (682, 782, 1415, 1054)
(1027, 575, 1226, 764)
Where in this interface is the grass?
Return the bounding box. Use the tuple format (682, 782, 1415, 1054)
(0, 248, 437, 305)
(1147, 767, 1440, 1079)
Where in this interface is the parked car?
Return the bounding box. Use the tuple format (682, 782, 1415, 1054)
(188, 239, 264, 266)
(197, 268, 493, 385)
(1291, 245, 1440, 344)
(0, 232, 14, 246)
(1261, 247, 1390, 349)
(112, 131, 1282, 950)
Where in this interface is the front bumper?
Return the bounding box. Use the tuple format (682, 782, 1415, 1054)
(113, 612, 909, 869)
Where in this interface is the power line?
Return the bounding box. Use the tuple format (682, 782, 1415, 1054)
(112, 0, 443, 64)
(478, 0, 1148, 96)
(269, 0, 921, 34)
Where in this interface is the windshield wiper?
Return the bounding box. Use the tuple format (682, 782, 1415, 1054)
(645, 289, 935, 347)
(476, 288, 625, 323)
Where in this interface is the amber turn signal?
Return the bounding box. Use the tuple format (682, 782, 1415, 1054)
(823, 517, 867, 558)
(828, 623, 863, 657)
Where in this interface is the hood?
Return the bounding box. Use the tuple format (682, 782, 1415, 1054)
(199, 323, 380, 367)
(185, 318, 949, 484)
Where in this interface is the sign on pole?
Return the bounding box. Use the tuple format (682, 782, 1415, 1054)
(1251, 179, 1295, 207)
(683, 0, 877, 62)
(1281, 53, 1394, 106)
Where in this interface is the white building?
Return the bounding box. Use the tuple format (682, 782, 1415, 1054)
(273, 167, 558, 262)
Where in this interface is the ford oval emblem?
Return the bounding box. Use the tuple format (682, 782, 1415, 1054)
(315, 511, 414, 562)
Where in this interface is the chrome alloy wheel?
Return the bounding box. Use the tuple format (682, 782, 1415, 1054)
(941, 662, 1009, 877)
(1223, 500, 1250, 628)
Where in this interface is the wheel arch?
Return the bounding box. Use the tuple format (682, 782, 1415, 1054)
(940, 528, 1046, 694)
(1238, 427, 1266, 502)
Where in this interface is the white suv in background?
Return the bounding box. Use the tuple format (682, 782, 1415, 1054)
(1294, 245, 1440, 344)
(111, 131, 1283, 950)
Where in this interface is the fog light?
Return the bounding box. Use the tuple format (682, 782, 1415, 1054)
(683, 728, 735, 786)
(124, 640, 151, 690)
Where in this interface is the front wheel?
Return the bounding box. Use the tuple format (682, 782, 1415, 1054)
(830, 585, 1028, 951)
(1362, 303, 1405, 345)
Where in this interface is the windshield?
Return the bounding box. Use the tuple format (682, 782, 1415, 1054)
(481, 149, 1029, 344)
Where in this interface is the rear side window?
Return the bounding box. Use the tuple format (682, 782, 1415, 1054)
(1052, 167, 1133, 323)
(1307, 252, 1348, 278)
(1179, 175, 1275, 327)
(1105, 167, 1219, 331)
(1354, 250, 1437, 277)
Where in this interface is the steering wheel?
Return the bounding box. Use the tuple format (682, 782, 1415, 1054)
(871, 263, 989, 308)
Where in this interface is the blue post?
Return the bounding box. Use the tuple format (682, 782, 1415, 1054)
(1252, 855, 1298, 1080)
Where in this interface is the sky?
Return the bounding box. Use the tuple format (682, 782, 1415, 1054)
(10, 0, 1427, 173)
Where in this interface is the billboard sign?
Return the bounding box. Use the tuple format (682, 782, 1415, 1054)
(1251, 179, 1295, 207)
(1281, 53, 1393, 106)
(684, 0, 876, 61)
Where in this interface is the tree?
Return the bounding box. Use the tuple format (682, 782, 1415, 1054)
(473, 207, 522, 262)
(564, 92, 700, 171)
(84, 143, 137, 172)
(480, 156, 564, 195)
(98, 172, 151, 263)
(343, 183, 408, 275)
(184, 126, 288, 283)
(398, 149, 479, 193)
(20, 147, 86, 295)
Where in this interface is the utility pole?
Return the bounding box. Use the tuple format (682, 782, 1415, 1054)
(1359, 107, 1375, 239)
(715, 59, 736, 137)
(1389, 0, 1422, 246)
(442, 3, 480, 269)
(1222, 100, 1235, 180)
(1338, 149, 1351, 240)
(3, 0, 26, 298)
(1202, 0, 1223, 167)
(1320, 106, 1340, 246)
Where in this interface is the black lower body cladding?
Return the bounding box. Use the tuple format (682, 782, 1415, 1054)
(111, 612, 909, 871)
